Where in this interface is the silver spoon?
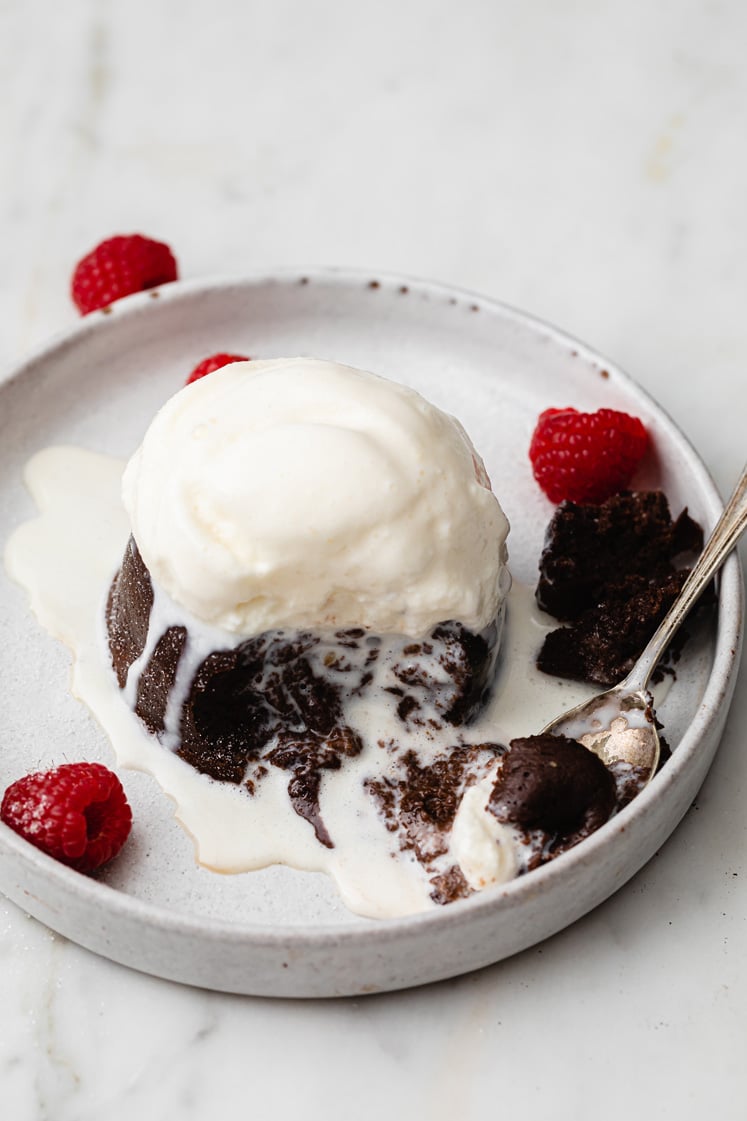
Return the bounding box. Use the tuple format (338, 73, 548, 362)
(542, 464, 747, 783)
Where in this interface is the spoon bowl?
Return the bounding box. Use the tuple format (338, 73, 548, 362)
(543, 686, 658, 771)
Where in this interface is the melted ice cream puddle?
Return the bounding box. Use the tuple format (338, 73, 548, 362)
(6, 446, 608, 919)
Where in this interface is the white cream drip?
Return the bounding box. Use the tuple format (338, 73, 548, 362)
(5, 446, 601, 919)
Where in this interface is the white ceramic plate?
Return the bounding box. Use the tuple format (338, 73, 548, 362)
(0, 269, 742, 997)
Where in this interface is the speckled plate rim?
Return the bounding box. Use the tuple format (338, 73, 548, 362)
(0, 268, 742, 990)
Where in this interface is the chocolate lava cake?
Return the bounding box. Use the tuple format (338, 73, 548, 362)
(106, 539, 627, 903)
(104, 497, 679, 904)
(105, 535, 502, 850)
(105, 490, 698, 906)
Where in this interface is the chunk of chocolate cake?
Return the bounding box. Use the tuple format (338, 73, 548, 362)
(488, 733, 617, 850)
(536, 491, 706, 686)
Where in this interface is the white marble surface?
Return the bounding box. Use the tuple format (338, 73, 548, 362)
(1, 0, 745, 1116)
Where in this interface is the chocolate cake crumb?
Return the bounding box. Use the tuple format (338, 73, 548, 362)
(397, 695, 420, 722)
(430, 865, 472, 905)
(367, 744, 504, 864)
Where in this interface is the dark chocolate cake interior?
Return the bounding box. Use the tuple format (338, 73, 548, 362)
(106, 536, 501, 857)
(536, 491, 707, 686)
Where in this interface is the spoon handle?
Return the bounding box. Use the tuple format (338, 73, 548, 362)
(623, 464, 747, 692)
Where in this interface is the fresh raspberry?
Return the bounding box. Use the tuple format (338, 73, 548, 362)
(1, 763, 132, 873)
(71, 234, 178, 314)
(529, 407, 649, 504)
(186, 352, 251, 385)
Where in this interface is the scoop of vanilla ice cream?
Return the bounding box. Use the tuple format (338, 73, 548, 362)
(122, 357, 510, 637)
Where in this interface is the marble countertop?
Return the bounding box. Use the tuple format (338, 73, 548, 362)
(1, 1, 745, 1117)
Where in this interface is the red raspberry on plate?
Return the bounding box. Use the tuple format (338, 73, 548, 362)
(529, 406, 649, 504)
(1, 763, 132, 873)
(186, 352, 251, 385)
(71, 234, 178, 315)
